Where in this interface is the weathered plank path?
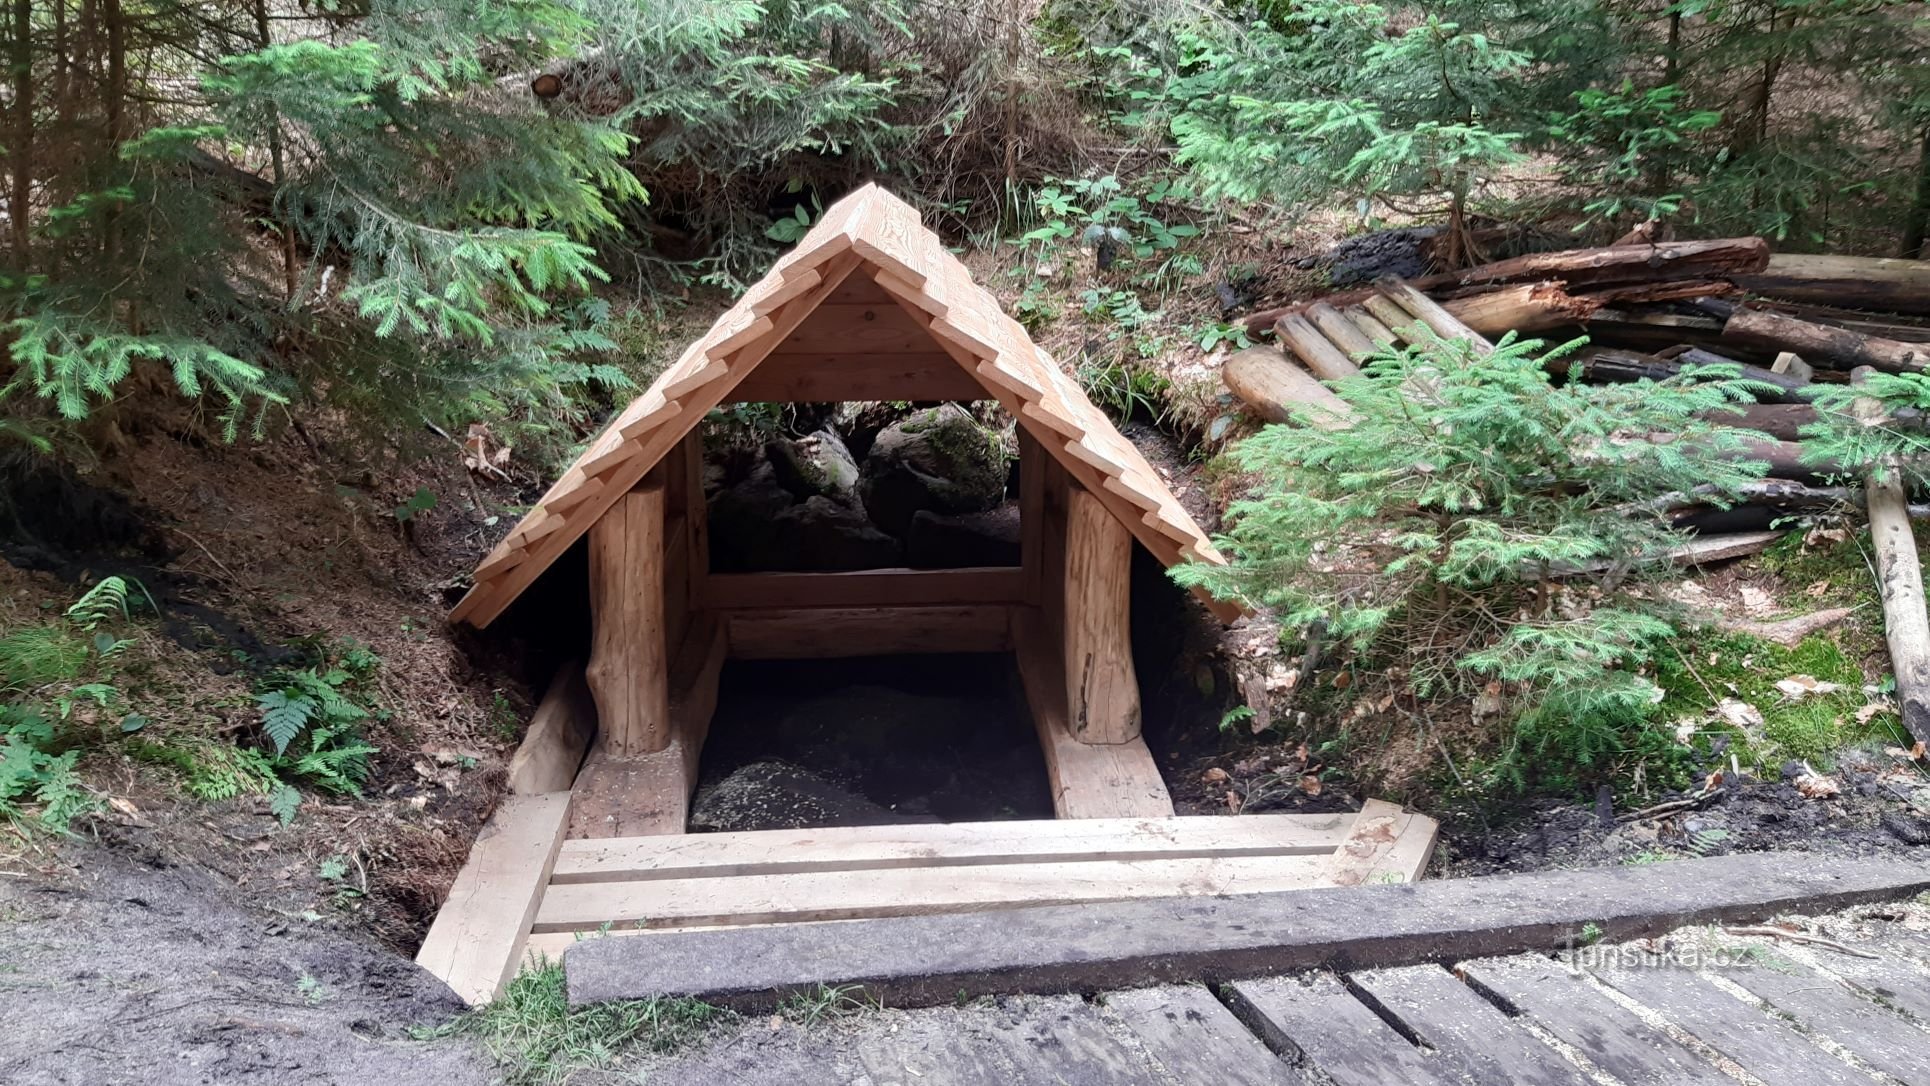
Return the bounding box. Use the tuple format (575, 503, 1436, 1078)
(626, 900, 1930, 1085)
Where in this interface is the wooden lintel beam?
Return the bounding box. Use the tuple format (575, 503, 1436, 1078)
(700, 567, 1025, 611)
(725, 605, 1013, 659)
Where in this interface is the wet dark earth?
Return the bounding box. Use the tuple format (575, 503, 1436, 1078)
(690, 653, 1056, 831)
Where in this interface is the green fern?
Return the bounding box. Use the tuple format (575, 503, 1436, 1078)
(257, 689, 321, 756)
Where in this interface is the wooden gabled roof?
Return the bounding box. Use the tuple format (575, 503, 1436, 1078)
(451, 184, 1233, 627)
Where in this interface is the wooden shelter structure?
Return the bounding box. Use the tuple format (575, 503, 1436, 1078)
(420, 185, 1439, 1005)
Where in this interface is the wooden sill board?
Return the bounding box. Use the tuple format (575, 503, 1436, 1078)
(424, 805, 1439, 1004)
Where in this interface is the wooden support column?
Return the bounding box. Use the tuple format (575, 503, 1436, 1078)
(1063, 484, 1140, 745)
(586, 478, 669, 756)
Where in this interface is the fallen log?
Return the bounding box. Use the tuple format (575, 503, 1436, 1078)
(1559, 349, 1811, 404)
(1244, 237, 1771, 332)
(1303, 302, 1380, 362)
(1720, 307, 1930, 374)
(1377, 276, 1494, 353)
(1736, 253, 1930, 318)
(1221, 347, 1355, 429)
(1854, 368, 1930, 748)
(1714, 403, 1820, 442)
(1273, 312, 1360, 380)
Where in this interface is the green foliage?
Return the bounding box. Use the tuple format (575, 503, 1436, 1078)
(129, 739, 280, 801)
(1801, 372, 1930, 487)
(779, 983, 879, 1025)
(392, 488, 439, 524)
(1175, 333, 1774, 794)
(1022, 175, 1200, 262)
(252, 642, 382, 794)
(0, 708, 96, 834)
(1654, 631, 1901, 767)
(426, 960, 723, 1084)
(1547, 80, 1721, 228)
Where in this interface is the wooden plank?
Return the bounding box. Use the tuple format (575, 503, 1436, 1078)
(1593, 964, 1878, 1086)
(415, 793, 570, 1005)
(1324, 799, 1439, 886)
(668, 610, 727, 768)
(727, 350, 987, 403)
(775, 302, 932, 354)
(984, 1003, 1165, 1085)
(1716, 957, 1930, 1085)
(1062, 484, 1140, 745)
(585, 483, 669, 756)
(1812, 943, 1930, 1022)
(562, 852, 1930, 1009)
(1013, 608, 1173, 819)
(724, 605, 1012, 658)
(1106, 986, 1298, 1085)
(826, 272, 897, 305)
(534, 853, 1333, 933)
(566, 744, 693, 839)
(1018, 428, 1044, 606)
(857, 1018, 1017, 1086)
(1349, 965, 1590, 1085)
(1460, 956, 1735, 1085)
(552, 813, 1355, 883)
(1224, 973, 1465, 1086)
(699, 567, 1025, 611)
(505, 661, 596, 795)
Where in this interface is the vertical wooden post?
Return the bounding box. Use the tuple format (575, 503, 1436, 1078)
(1855, 368, 1930, 748)
(1063, 484, 1140, 745)
(586, 479, 669, 756)
(1018, 428, 1044, 607)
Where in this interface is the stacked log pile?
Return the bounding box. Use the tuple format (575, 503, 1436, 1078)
(1225, 241, 1930, 747)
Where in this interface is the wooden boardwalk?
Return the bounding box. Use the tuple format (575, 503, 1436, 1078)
(635, 920, 1930, 1084)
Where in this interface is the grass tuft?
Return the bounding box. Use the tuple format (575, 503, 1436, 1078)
(424, 961, 725, 1084)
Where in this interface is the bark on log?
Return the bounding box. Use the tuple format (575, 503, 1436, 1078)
(1244, 237, 1770, 332)
(1274, 312, 1360, 379)
(1854, 367, 1930, 748)
(1561, 349, 1811, 403)
(1736, 253, 1930, 318)
(1221, 347, 1355, 429)
(1722, 308, 1930, 374)
(586, 483, 669, 757)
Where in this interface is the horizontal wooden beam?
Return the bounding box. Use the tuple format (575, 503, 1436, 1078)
(700, 567, 1025, 611)
(725, 350, 987, 403)
(416, 793, 571, 1004)
(551, 813, 1356, 885)
(725, 605, 1013, 659)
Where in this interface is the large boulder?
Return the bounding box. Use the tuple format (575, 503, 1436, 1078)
(771, 495, 903, 570)
(766, 428, 859, 504)
(706, 462, 796, 571)
(688, 760, 924, 832)
(859, 404, 1010, 538)
(906, 502, 1021, 568)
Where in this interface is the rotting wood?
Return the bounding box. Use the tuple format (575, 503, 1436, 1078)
(1722, 307, 1930, 374)
(698, 567, 1026, 611)
(1855, 368, 1930, 748)
(585, 481, 668, 757)
(416, 793, 570, 1005)
(1222, 347, 1356, 428)
(1559, 348, 1811, 403)
(1274, 312, 1360, 380)
(1243, 236, 1771, 332)
(1107, 986, 1297, 1086)
(552, 813, 1356, 884)
(724, 604, 1014, 659)
(1736, 252, 1930, 318)
(505, 661, 596, 795)
(1063, 484, 1140, 745)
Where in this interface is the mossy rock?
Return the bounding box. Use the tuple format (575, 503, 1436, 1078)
(859, 404, 1010, 538)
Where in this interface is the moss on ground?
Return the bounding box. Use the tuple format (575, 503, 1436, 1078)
(1655, 629, 1906, 769)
